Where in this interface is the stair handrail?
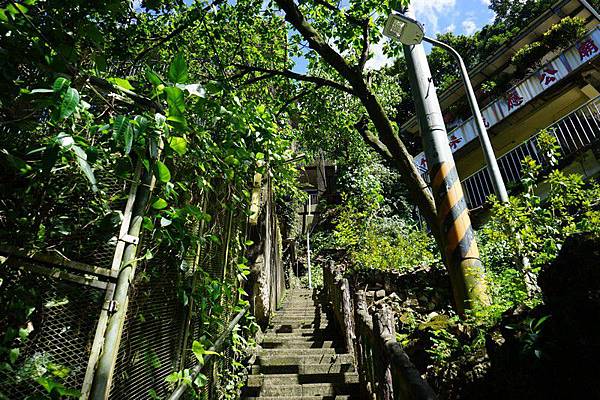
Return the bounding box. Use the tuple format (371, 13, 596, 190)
(168, 305, 250, 400)
(324, 263, 438, 400)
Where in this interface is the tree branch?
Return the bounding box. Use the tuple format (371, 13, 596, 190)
(233, 64, 355, 95)
(312, 0, 365, 26)
(135, 0, 226, 62)
(358, 22, 370, 71)
(354, 117, 393, 159)
(87, 76, 164, 112)
(274, 0, 440, 243)
(277, 84, 322, 116)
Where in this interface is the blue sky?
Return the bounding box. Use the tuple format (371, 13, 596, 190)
(293, 0, 496, 72)
(412, 0, 495, 37)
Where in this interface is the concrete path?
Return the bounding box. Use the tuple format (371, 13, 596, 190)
(242, 288, 360, 399)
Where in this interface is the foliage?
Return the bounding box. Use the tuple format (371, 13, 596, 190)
(511, 42, 550, 73)
(511, 17, 587, 74)
(326, 153, 439, 272)
(300, 262, 324, 288)
(0, 1, 302, 397)
(391, 129, 599, 394)
(543, 16, 588, 50)
(479, 130, 600, 284)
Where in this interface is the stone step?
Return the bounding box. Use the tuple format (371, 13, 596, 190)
(262, 331, 341, 340)
(268, 322, 331, 330)
(259, 348, 345, 358)
(271, 314, 329, 321)
(251, 362, 355, 375)
(243, 396, 356, 400)
(267, 324, 335, 334)
(247, 372, 359, 387)
(273, 310, 326, 316)
(260, 339, 339, 349)
(280, 303, 318, 308)
(256, 353, 354, 366)
(243, 382, 361, 397)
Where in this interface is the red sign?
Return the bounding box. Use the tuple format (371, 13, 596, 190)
(578, 38, 599, 60)
(539, 67, 558, 86)
(506, 89, 524, 111)
(449, 134, 463, 150)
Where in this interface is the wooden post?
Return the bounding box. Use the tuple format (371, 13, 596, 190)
(340, 277, 356, 358)
(373, 304, 395, 400)
(354, 291, 375, 399)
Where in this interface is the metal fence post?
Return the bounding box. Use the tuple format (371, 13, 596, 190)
(90, 167, 155, 399)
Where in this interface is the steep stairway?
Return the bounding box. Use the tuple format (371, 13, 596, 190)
(243, 288, 360, 399)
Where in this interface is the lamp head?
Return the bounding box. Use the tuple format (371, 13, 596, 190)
(383, 13, 424, 45)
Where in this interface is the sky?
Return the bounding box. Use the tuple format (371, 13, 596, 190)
(293, 0, 497, 72)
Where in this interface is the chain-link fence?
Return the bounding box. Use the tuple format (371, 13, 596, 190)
(1, 123, 284, 400)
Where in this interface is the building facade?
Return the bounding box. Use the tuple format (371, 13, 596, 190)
(403, 0, 600, 210)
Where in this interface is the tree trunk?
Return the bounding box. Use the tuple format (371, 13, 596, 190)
(274, 0, 489, 313)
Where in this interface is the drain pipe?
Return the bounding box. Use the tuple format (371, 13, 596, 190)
(581, 0, 600, 22)
(90, 167, 155, 399)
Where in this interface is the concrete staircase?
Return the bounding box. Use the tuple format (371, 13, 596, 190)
(243, 288, 360, 400)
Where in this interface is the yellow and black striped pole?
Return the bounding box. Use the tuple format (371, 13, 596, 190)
(402, 5, 489, 314)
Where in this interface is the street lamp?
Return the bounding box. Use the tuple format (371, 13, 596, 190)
(383, 13, 424, 45)
(384, 7, 490, 313)
(384, 12, 509, 203)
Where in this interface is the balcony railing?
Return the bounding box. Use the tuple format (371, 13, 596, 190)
(413, 26, 600, 171)
(460, 95, 600, 208)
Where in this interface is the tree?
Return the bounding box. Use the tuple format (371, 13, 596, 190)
(225, 0, 490, 312)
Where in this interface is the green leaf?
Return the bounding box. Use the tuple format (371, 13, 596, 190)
(205, 80, 223, 94)
(94, 54, 107, 71)
(133, 115, 149, 135)
(165, 86, 186, 114)
(9, 348, 19, 364)
(152, 198, 168, 209)
(1, 149, 31, 174)
(113, 116, 134, 154)
(168, 53, 188, 84)
(164, 372, 180, 383)
(194, 373, 208, 387)
(155, 160, 171, 183)
(52, 77, 70, 92)
(168, 136, 187, 156)
(59, 88, 79, 119)
(145, 69, 163, 86)
(108, 77, 135, 91)
(56, 133, 98, 192)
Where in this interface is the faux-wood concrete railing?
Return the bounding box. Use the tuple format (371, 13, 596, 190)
(323, 264, 437, 400)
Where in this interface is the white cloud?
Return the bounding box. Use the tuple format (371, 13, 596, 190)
(411, 0, 457, 34)
(462, 19, 477, 35)
(481, 0, 491, 5)
(365, 38, 393, 70)
(444, 23, 456, 33)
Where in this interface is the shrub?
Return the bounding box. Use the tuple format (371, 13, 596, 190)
(542, 16, 587, 51)
(511, 41, 549, 73)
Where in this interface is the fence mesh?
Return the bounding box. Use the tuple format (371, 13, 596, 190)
(0, 269, 104, 399)
(1, 119, 283, 399)
(0, 122, 131, 399)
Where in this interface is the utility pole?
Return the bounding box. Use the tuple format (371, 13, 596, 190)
(423, 36, 509, 203)
(395, 6, 490, 313)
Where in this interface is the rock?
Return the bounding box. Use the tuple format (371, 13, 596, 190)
(538, 232, 600, 346)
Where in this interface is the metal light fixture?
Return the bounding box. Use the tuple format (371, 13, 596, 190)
(384, 11, 509, 203)
(383, 13, 424, 45)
